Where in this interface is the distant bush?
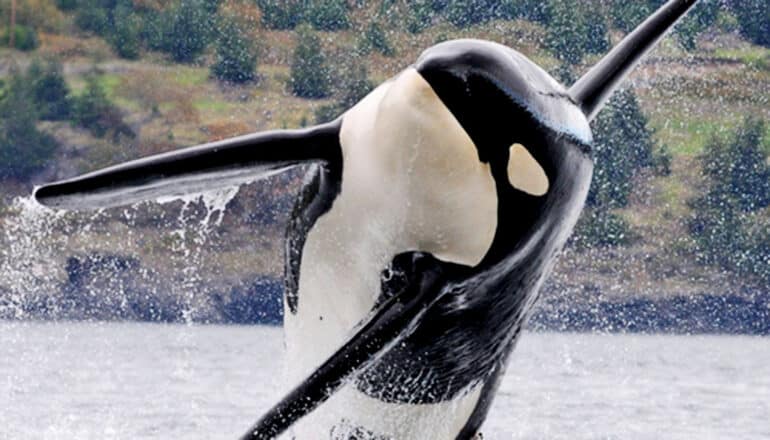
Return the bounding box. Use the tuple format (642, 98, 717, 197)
(70, 75, 134, 139)
(608, 0, 656, 33)
(211, 17, 258, 83)
(110, 4, 142, 59)
(587, 89, 656, 209)
(359, 22, 394, 57)
(674, 0, 719, 51)
(163, 0, 215, 62)
(27, 59, 72, 121)
(305, 0, 350, 31)
(315, 61, 373, 123)
(444, 0, 517, 28)
(688, 117, 770, 286)
(572, 209, 633, 248)
(0, 71, 59, 180)
(56, 0, 78, 10)
(1, 25, 40, 51)
(545, 0, 610, 65)
(289, 25, 331, 99)
(256, 0, 305, 30)
(74, 0, 110, 35)
(728, 0, 770, 48)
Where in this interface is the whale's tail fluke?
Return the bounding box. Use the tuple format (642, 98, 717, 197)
(34, 121, 341, 210)
(570, 0, 699, 121)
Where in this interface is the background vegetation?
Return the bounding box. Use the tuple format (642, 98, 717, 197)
(0, 0, 767, 329)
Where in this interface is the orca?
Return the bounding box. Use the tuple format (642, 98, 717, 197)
(34, 0, 700, 438)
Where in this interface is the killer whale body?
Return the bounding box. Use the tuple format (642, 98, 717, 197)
(33, 0, 699, 438)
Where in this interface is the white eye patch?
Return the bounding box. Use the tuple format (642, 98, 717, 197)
(507, 143, 549, 196)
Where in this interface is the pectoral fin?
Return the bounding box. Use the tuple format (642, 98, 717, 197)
(241, 253, 449, 440)
(34, 121, 342, 210)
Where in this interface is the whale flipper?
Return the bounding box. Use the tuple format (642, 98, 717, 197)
(34, 120, 342, 210)
(241, 252, 453, 440)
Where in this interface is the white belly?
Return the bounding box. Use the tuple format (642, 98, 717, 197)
(282, 68, 498, 437)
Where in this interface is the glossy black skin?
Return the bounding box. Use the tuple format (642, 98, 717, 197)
(274, 41, 594, 438)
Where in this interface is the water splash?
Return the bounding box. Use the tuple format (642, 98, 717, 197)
(0, 184, 247, 323)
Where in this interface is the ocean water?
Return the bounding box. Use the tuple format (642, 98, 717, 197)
(1, 322, 768, 440)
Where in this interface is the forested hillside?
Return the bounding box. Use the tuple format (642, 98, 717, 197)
(0, 0, 768, 332)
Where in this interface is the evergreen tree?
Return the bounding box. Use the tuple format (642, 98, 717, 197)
(0, 72, 59, 180)
(164, 0, 215, 62)
(212, 18, 258, 83)
(256, 0, 305, 30)
(674, 0, 719, 51)
(315, 60, 374, 123)
(28, 59, 71, 121)
(110, 3, 142, 59)
(545, 0, 590, 65)
(71, 75, 134, 139)
(688, 117, 770, 285)
(306, 0, 350, 31)
(359, 22, 394, 57)
(587, 89, 655, 209)
(728, 0, 770, 48)
(289, 25, 330, 99)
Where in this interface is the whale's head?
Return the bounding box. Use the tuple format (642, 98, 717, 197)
(414, 39, 594, 269)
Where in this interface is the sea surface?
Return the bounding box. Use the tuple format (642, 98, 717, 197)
(1, 322, 769, 439)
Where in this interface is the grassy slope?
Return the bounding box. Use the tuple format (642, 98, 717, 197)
(1, 7, 768, 307)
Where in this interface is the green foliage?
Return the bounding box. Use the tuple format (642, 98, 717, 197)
(1, 25, 40, 51)
(256, 0, 305, 30)
(74, 0, 110, 35)
(70, 75, 134, 139)
(728, 0, 770, 47)
(515, 0, 551, 24)
(444, 0, 517, 28)
(27, 59, 72, 121)
(405, 0, 438, 34)
(0, 71, 59, 180)
(306, 0, 350, 31)
(212, 18, 258, 83)
(315, 60, 374, 123)
(608, 0, 656, 33)
(674, 0, 719, 51)
(359, 22, 394, 57)
(289, 25, 330, 99)
(688, 118, 770, 285)
(572, 209, 633, 248)
(588, 89, 656, 209)
(56, 0, 79, 11)
(545, 0, 609, 65)
(163, 0, 216, 62)
(110, 4, 142, 59)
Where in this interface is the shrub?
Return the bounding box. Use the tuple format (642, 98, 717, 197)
(74, 0, 110, 35)
(545, 0, 609, 65)
(1, 25, 40, 51)
(27, 59, 71, 121)
(306, 0, 349, 31)
(572, 209, 633, 248)
(315, 61, 373, 123)
(728, 0, 770, 48)
(289, 25, 330, 99)
(444, 0, 516, 28)
(674, 0, 719, 51)
(688, 117, 770, 285)
(70, 75, 134, 139)
(164, 0, 215, 62)
(109, 4, 142, 59)
(359, 22, 394, 57)
(211, 18, 258, 83)
(256, 0, 305, 30)
(587, 89, 655, 209)
(0, 72, 59, 180)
